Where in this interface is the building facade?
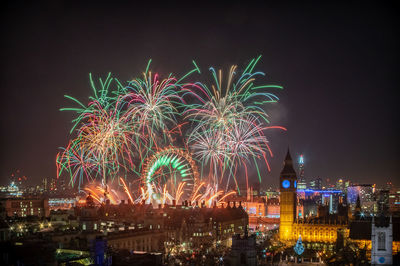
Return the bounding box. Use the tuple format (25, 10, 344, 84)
(228, 232, 257, 266)
(371, 216, 393, 265)
(279, 149, 297, 241)
(0, 197, 50, 218)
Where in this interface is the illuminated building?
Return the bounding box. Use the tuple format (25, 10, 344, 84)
(344, 180, 351, 189)
(335, 179, 344, 192)
(292, 217, 347, 243)
(302, 198, 318, 218)
(291, 199, 349, 244)
(389, 187, 400, 213)
(42, 178, 48, 192)
(309, 177, 322, 190)
(0, 182, 22, 197)
(74, 196, 248, 251)
(279, 149, 297, 241)
(49, 178, 57, 191)
(0, 197, 50, 217)
(242, 197, 266, 218)
(48, 197, 77, 210)
(239, 196, 279, 231)
(266, 197, 280, 218)
(297, 154, 307, 190)
(297, 189, 343, 216)
(241, 197, 267, 231)
(296, 200, 304, 219)
(377, 189, 390, 213)
(265, 190, 279, 199)
(347, 184, 375, 212)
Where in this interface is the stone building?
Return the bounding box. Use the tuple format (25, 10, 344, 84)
(371, 215, 393, 265)
(349, 215, 400, 265)
(107, 229, 164, 252)
(228, 230, 257, 266)
(0, 197, 50, 218)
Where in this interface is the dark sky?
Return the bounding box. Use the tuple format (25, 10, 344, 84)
(1, 1, 399, 188)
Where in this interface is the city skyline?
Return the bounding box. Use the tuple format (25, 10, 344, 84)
(1, 1, 399, 187)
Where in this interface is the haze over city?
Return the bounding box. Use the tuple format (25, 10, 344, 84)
(1, 1, 399, 187)
(1, 2, 400, 266)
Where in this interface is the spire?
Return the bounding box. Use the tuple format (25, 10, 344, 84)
(285, 148, 293, 163)
(356, 195, 361, 210)
(281, 148, 297, 176)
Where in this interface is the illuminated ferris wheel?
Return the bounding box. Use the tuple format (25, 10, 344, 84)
(142, 146, 200, 204)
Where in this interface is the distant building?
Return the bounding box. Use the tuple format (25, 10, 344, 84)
(389, 187, 400, 213)
(301, 198, 318, 218)
(377, 190, 390, 214)
(42, 178, 48, 192)
(297, 154, 307, 190)
(335, 179, 344, 192)
(297, 189, 343, 215)
(309, 177, 322, 190)
(347, 184, 375, 212)
(0, 182, 22, 197)
(48, 197, 77, 211)
(0, 197, 49, 218)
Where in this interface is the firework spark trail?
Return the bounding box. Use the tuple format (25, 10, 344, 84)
(162, 184, 167, 206)
(217, 190, 237, 204)
(175, 182, 186, 204)
(120, 177, 134, 203)
(83, 188, 103, 203)
(207, 190, 223, 207)
(140, 187, 147, 202)
(191, 182, 205, 202)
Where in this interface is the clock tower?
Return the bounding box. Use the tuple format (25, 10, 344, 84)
(279, 149, 297, 241)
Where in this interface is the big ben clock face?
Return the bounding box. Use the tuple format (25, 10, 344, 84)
(282, 180, 290, 188)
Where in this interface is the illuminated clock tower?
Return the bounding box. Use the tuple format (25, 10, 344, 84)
(279, 149, 297, 241)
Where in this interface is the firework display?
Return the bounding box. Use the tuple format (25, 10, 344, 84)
(57, 57, 285, 205)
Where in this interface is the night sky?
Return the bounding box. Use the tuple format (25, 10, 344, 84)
(1, 1, 399, 187)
